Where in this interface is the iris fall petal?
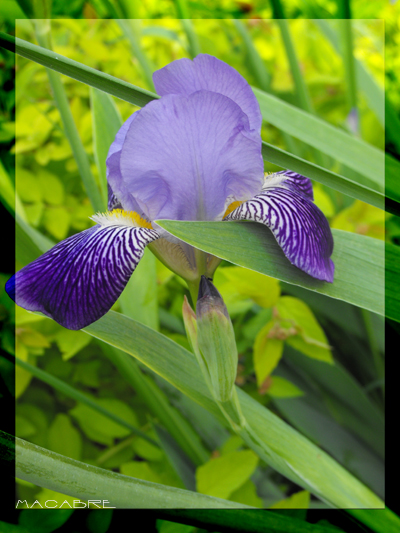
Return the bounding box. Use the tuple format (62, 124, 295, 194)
(6, 224, 159, 330)
(225, 171, 335, 282)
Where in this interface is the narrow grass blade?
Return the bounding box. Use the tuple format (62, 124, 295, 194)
(272, 394, 384, 498)
(16, 212, 55, 264)
(175, 0, 190, 18)
(154, 508, 351, 533)
(348, 509, 400, 533)
(385, 153, 400, 205)
(156, 220, 385, 318)
(90, 87, 123, 207)
(0, 160, 26, 220)
(385, 241, 400, 324)
(283, 347, 384, 457)
(340, 18, 358, 131)
(99, 343, 210, 466)
(315, 19, 384, 126)
(0, 32, 158, 108)
(233, 20, 270, 91)
(33, 24, 104, 213)
(119, 248, 159, 331)
(14, 434, 250, 508)
(385, 94, 400, 153)
(84, 311, 384, 508)
(153, 422, 197, 491)
(181, 19, 201, 58)
(117, 20, 156, 92)
(254, 88, 384, 192)
(262, 130, 385, 213)
(15, 356, 158, 446)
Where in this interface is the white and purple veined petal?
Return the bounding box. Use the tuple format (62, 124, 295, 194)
(6, 224, 159, 330)
(225, 171, 335, 283)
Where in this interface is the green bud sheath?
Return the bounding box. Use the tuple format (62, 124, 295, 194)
(196, 276, 238, 402)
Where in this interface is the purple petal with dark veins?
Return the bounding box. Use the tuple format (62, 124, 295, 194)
(153, 54, 262, 133)
(271, 170, 314, 200)
(6, 225, 159, 330)
(107, 183, 122, 211)
(225, 180, 334, 282)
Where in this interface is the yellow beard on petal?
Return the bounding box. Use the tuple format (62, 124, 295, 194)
(222, 200, 244, 219)
(90, 209, 153, 229)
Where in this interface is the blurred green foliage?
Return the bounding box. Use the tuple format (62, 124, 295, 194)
(0, 4, 390, 522)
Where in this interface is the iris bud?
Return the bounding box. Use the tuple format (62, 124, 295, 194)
(194, 276, 238, 402)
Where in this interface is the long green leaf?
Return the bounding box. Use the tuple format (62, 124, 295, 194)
(1, 32, 390, 212)
(262, 142, 384, 210)
(315, 19, 384, 126)
(33, 24, 104, 213)
(348, 509, 400, 533)
(156, 220, 385, 318)
(385, 241, 400, 324)
(0, 32, 157, 107)
(91, 87, 123, 207)
(254, 88, 383, 191)
(14, 434, 250, 508)
(117, 20, 156, 92)
(84, 311, 384, 509)
(99, 343, 210, 466)
(15, 356, 159, 447)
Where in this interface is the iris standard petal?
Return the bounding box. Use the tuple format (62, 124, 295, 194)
(153, 54, 262, 133)
(6, 225, 159, 330)
(106, 112, 143, 214)
(118, 90, 264, 222)
(225, 172, 334, 282)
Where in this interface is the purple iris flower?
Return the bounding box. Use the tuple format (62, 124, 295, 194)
(6, 54, 334, 330)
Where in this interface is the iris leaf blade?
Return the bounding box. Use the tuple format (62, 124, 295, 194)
(254, 88, 383, 191)
(83, 311, 384, 509)
(14, 433, 251, 508)
(262, 142, 385, 211)
(90, 87, 123, 207)
(156, 220, 387, 319)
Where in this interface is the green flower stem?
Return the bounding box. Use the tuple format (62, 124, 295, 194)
(33, 21, 104, 213)
(15, 356, 158, 446)
(99, 342, 210, 466)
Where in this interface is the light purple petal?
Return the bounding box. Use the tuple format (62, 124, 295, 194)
(225, 175, 334, 282)
(106, 112, 143, 214)
(6, 225, 159, 330)
(153, 54, 262, 133)
(118, 90, 264, 222)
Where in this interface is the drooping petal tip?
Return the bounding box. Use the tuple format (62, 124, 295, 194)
(226, 171, 335, 283)
(7, 225, 159, 330)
